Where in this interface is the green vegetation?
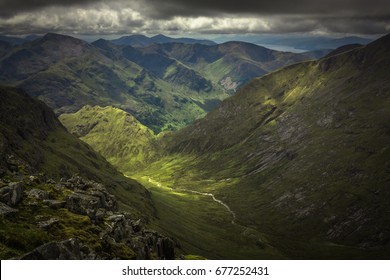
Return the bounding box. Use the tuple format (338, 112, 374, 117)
(61, 34, 390, 259)
(0, 86, 153, 216)
(60, 105, 158, 173)
(133, 175, 282, 259)
(0, 33, 324, 133)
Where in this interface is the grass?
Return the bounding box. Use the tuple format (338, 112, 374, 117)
(59, 37, 390, 259)
(131, 175, 283, 259)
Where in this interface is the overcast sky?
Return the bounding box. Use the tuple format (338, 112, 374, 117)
(0, 0, 389, 36)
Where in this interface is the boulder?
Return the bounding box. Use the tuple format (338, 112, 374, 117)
(0, 201, 18, 216)
(37, 217, 59, 229)
(20, 238, 82, 260)
(43, 199, 66, 209)
(65, 192, 101, 217)
(27, 189, 50, 200)
(0, 182, 23, 206)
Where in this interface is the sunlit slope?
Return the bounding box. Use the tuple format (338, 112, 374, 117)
(141, 34, 390, 258)
(60, 105, 158, 173)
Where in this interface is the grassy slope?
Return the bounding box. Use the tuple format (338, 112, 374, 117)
(156, 41, 324, 90)
(59, 35, 390, 259)
(60, 105, 158, 173)
(135, 35, 390, 258)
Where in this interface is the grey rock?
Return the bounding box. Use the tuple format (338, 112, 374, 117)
(20, 238, 82, 260)
(37, 217, 59, 229)
(95, 208, 106, 221)
(43, 200, 66, 209)
(0, 201, 18, 216)
(157, 237, 175, 260)
(107, 214, 125, 222)
(0, 182, 23, 206)
(46, 179, 56, 184)
(65, 192, 101, 217)
(27, 189, 50, 200)
(132, 219, 143, 233)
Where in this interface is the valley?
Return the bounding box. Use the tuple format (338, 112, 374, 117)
(59, 34, 390, 259)
(1, 32, 389, 260)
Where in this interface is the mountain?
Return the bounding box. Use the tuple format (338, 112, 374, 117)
(120, 41, 327, 92)
(59, 105, 158, 173)
(0, 35, 40, 45)
(1, 33, 325, 134)
(65, 34, 390, 259)
(0, 86, 181, 259)
(254, 35, 374, 51)
(0, 33, 229, 133)
(324, 44, 363, 58)
(0, 35, 26, 45)
(110, 34, 216, 47)
(152, 34, 390, 258)
(0, 85, 152, 214)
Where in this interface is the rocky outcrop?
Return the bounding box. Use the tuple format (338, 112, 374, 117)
(101, 214, 176, 260)
(20, 238, 82, 260)
(0, 182, 23, 206)
(62, 176, 118, 221)
(2, 173, 178, 260)
(0, 201, 18, 216)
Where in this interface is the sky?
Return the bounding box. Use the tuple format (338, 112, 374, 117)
(0, 0, 389, 37)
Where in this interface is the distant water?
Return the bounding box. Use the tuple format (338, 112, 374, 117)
(257, 43, 308, 53)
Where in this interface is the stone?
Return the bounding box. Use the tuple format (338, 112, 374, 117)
(65, 192, 101, 216)
(37, 217, 59, 229)
(157, 237, 175, 260)
(20, 238, 82, 260)
(0, 201, 18, 216)
(95, 208, 106, 221)
(27, 189, 50, 200)
(132, 219, 143, 233)
(0, 182, 23, 206)
(46, 179, 56, 184)
(28, 176, 41, 184)
(43, 200, 66, 209)
(107, 214, 125, 223)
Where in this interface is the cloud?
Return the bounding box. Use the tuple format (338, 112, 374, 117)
(0, 0, 388, 35)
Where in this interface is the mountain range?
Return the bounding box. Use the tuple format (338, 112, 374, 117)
(1, 31, 389, 259)
(0, 33, 327, 133)
(110, 34, 216, 47)
(61, 34, 390, 259)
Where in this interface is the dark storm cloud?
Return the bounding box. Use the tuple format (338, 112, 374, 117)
(0, 0, 99, 17)
(0, 0, 388, 35)
(140, 0, 390, 18)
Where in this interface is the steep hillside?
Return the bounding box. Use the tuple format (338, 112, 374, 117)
(60, 105, 158, 173)
(152, 41, 327, 92)
(0, 86, 180, 259)
(134, 34, 390, 259)
(0, 86, 153, 214)
(0, 33, 229, 133)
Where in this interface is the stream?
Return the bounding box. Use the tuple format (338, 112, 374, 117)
(147, 176, 237, 224)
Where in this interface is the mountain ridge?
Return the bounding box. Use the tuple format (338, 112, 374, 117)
(110, 34, 216, 47)
(61, 33, 390, 259)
